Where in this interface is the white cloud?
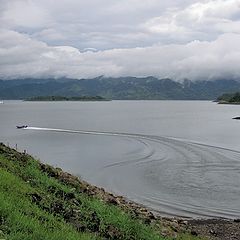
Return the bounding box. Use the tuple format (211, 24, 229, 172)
(0, 0, 198, 49)
(1, 29, 240, 80)
(0, 0, 240, 80)
(144, 0, 240, 41)
(1, 0, 52, 29)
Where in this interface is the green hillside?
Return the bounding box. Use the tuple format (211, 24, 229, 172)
(217, 92, 240, 104)
(0, 143, 200, 240)
(1, 77, 240, 100)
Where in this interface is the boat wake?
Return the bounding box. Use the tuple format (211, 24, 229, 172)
(25, 126, 240, 219)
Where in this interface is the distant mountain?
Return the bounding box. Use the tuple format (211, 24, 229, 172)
(0, 77, 240, 100)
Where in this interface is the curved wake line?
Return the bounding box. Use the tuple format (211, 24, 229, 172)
(23, 126, 240, 219)
(25, 126, 159, 168)
(25, 126, 240, 154)
(26, 126, 150, 139)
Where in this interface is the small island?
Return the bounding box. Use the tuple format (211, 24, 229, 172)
(25, 95, 110, 101)
(216, 92, 240, 104)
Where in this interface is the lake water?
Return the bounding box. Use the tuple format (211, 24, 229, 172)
(1, 100, 240, 219)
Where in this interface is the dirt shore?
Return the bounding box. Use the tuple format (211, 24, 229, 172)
(1, 142, 239, 239)
(188, 218, 240, 240)
(40, 161, 240, 240)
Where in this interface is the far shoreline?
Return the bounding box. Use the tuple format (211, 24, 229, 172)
(217, 101, 240, 105)
(24, 95, 111, 102)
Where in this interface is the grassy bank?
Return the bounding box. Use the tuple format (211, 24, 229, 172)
(0, 143, 200, 240)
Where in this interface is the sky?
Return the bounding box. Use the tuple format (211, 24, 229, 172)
(0, 0, 240, 80)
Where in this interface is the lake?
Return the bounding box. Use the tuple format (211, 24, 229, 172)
(1, 100, 240, 219)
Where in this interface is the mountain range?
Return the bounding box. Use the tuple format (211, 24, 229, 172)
(1, 77, 240, 100)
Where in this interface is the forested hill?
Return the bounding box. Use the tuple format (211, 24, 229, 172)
(217, 92, 240, 104)
(1, 77, 240, 100)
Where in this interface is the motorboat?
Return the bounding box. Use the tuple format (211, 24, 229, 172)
(232, 116, 240, 120)
(16, 125, 28, 129)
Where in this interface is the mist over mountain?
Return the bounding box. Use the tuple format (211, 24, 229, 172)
(1, 77, 240, 100)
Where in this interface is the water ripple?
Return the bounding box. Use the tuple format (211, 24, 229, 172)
(25, 126, 240, 219)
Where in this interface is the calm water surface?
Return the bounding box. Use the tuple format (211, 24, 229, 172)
(1, 100, 240, 219)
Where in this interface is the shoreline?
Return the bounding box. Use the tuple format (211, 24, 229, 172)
(38, 153, 240, 240)
(50, 168, 240, 240)
(217, 101, 240, 105)
(1, 143, 240, 239)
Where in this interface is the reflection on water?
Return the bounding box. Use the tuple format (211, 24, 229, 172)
(1, 100, 240, 219)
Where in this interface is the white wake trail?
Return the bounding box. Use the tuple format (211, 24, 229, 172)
(22, 126, 240, 219)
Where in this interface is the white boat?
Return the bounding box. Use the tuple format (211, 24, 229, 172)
(0, 101, 3, 104)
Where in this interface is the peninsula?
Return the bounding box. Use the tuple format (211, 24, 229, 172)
(216, 92, 240, 104)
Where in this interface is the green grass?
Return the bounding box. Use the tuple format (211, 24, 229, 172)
(0, 168, 95, 240)
(0, 144, 202, 240)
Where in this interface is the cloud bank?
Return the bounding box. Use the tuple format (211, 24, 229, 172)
(0, 0, 240, 80)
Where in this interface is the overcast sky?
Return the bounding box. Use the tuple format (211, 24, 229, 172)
(1, 0, 240, 80)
